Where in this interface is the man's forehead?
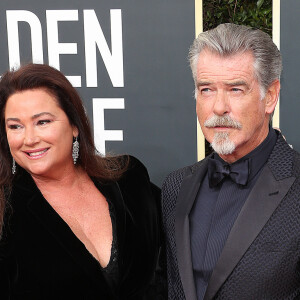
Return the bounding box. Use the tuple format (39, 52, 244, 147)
(198, 47, 254, 61)
(196, 49, 256, 79)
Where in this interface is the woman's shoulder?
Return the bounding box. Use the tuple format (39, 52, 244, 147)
(118, 155, 150, 183)
(116, 155, 160, 205)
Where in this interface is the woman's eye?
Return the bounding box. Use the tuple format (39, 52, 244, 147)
(8, 124, 22, 130)
(37, 120, 51, 126)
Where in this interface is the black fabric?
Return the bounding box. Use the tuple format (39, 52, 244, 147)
(162, 132, 300, 300)
(190, 128, 277, 300)
(208, 158, 249, 187)
(190, 174, 251, 300)
(162, 166, 189, 300)
(0, 156, 167, 300)
(101, 198, 119, 292)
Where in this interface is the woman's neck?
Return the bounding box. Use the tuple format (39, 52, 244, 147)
(31, 166, 91, 201)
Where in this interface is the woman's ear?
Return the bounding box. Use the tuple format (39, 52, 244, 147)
(72, 126, 79, 137)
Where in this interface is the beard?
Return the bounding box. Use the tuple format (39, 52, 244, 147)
(204, 114, 242, 155)
(211, 132, 236, 155)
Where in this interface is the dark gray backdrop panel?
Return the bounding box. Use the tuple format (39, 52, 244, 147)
(0, 0, 197, 186)
(280, 0, 300, 152)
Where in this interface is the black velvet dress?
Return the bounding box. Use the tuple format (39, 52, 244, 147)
(0, 156, 166, 299)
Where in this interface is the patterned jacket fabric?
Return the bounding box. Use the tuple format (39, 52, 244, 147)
(162, 133, 300, 300)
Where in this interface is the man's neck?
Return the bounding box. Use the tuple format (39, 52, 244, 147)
(218, 127, 271, 164)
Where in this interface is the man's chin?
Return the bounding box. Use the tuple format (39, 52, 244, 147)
(211, 136, 236, 155)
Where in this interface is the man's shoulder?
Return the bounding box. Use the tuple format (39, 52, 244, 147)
(163, 158, 208, 186)
(161, 158, 207, 201)
(289, 146, 300, 176)
(162, 166, 190, 189)
(162, 163, 193, 189)
(268, 133, 300, 180)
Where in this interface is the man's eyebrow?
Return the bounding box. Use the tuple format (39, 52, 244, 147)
(225, 81, 249, 87)
(197, 81, 212, 87)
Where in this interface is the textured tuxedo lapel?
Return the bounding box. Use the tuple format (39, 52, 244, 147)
(204, 163, 295, 300)
(175, 158, 209, 300)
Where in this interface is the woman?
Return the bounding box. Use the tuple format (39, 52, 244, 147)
(0, 64, 165, 299)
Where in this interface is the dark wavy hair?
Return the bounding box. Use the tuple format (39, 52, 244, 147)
(0, 63, 128, 236)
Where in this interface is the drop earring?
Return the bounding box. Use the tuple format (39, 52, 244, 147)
(12, 158, 16, 175)
(72, 136, 79, 165)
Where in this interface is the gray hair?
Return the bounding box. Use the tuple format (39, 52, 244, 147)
(189, 23, 282, 98)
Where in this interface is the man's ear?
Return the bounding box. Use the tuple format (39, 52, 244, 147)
(265, 79, 280, 114)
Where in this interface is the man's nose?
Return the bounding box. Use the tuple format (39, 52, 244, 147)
(213, 91, 230, 116)
(24, 128, 40, 146)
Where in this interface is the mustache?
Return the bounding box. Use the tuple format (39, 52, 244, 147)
(204, 114, 242, 129)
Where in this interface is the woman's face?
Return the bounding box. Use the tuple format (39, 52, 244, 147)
(5, 88, 78, 179)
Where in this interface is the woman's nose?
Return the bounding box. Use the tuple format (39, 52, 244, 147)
(24, 128, 40, 146)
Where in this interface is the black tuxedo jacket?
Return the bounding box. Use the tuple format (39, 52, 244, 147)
(162, 133, 300, 299)
(0, 156, 166, 300)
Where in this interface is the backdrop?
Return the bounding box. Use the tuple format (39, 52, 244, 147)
(0, 0, 198, 186)
(280, 0, 300, 153)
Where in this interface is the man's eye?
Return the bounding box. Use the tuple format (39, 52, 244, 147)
(231, 88, 242, 92)
(37, 120, 51, 126)
(201, 88, 211, 93)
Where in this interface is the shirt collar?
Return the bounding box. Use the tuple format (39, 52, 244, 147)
(214, 127, 277, 182)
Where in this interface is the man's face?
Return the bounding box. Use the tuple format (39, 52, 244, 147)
(196, 50, 278, 163)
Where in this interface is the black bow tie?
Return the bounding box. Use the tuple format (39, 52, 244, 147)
(208, 158, 250, 187)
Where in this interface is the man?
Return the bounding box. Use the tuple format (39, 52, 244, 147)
(162, 23, 300, 300)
